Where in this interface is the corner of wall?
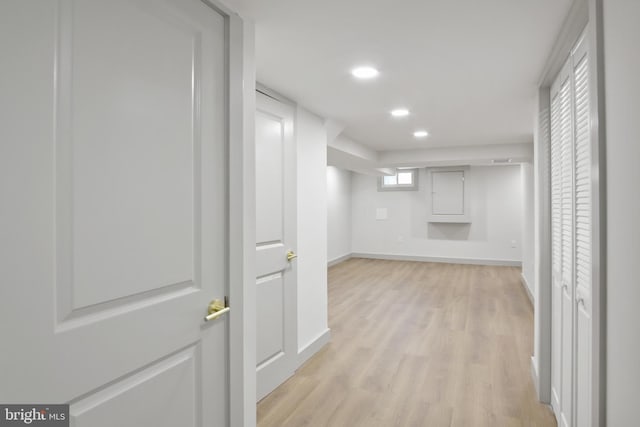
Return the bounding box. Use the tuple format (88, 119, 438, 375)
(296, 106, 329, 357)
(520, 272, 535, 306)
(327, 166, 353, 265)
(297, 328, 331, 368)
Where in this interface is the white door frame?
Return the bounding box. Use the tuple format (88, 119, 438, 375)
(207, 2, 256, 426)
(533, 0, 606, 425)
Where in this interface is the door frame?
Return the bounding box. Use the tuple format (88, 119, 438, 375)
(206, 1, 256, 426)
(533, 0, 606, 425)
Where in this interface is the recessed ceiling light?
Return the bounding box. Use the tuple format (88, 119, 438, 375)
(351, 66, 379, 79)
(413, 130, 429, 138)
(391, 108, 410, 117)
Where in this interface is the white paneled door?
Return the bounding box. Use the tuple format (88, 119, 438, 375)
(255, 91, 298, 401)
(1, 1, 231, 426)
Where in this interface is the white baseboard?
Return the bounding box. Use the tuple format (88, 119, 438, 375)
(531, 356, 539, 396)
(328, 253, 352, 267)
(551, 388, 561, 421)
(520, 273, 534, 305)
(297, 328, 331, 368)
(350, 252, 522, 267)
(533, 356, 556, 422)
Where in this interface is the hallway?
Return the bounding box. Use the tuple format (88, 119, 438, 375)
(257, 259, 556, 426)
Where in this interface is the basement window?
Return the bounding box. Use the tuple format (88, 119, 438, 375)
(377, 169, 418, 191)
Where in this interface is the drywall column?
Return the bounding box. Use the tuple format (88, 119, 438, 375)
(532, 87, 552, 403)
(603, 0, 640, 424)
(521, 162, 535, 299)
(327, 166, 352, 264)
(229, 15, 257, 427)
(296, 106, 330, 363)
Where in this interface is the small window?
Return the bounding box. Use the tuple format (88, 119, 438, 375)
(378, 169, 418, 191)
(383, 175, 398, 186)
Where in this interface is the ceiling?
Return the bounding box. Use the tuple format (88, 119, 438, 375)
(227, 0, 573, 151)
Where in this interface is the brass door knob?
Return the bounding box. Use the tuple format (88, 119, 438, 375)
(286, 250, 297, 262)
(204, 299, 230, 322)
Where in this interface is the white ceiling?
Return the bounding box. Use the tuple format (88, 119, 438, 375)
(228, 0, 572, 151)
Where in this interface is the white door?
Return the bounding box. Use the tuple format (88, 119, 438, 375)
(549, 31, 593, 427)
(0, 1, 231, 426)
(255, 91, 297, 401)
(550, 56, 574, 427)
(550, 68, 565, 420)
(559, 59, 575, 427)
(572, 34, 592, 427)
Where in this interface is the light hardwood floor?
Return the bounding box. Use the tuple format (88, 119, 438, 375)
(257, 258, 556, 427)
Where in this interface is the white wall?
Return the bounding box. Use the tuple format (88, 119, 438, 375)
(532, 87, 552, 401)
(603, 0, 640, 424)
(351, 165, 523, 264)
(235, 16, 256, 427)
(296, 106, 329, 353)
(327, 166, 352, 263)
(521, 162, 535, 298)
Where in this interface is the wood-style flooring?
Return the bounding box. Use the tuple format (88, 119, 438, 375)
(257, 258, 556, 427)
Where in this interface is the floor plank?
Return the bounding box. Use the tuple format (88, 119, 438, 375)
(257, 259, 556, 427)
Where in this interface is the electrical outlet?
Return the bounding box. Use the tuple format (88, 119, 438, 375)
(511, 240, 517, 248)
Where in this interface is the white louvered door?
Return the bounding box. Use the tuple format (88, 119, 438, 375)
(560, 60, 575, 427)
(549, 31, 592, 427)
(572, 35, 592, 427)
(550, 57, 574, 427)
(550, 72, 563, 419)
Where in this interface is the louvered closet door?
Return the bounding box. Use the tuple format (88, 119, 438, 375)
(550, 68, 564, 418)
(573, 35, 592, 427)
(549, 31, 593, 427)
(560, 59, 575, 427)
(550, 57, 574, 427)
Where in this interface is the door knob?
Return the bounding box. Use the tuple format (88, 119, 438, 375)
(287, 250, 297, 262)
(204, 299, 230, 322)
